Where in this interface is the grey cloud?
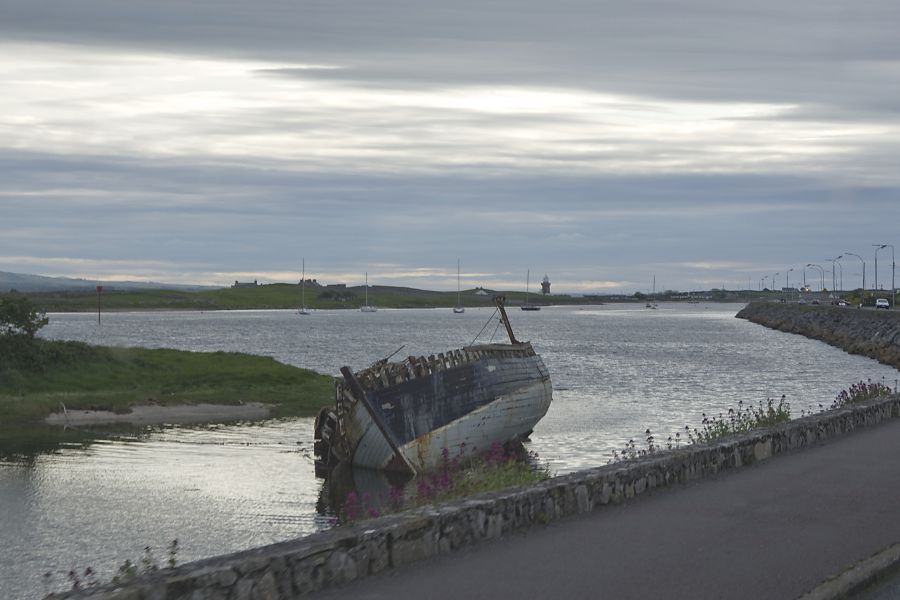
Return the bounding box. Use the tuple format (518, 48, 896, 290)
(4, 0, 899, 110)
(3, 145, 898, 289)
(3, 0, 900, 290)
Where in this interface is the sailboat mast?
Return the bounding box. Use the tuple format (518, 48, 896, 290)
(301, 258, 306, 307)
(457, 258, 461, 305)
(526, 269, 530, 304)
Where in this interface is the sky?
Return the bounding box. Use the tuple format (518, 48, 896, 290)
(2, 0, 899, 294)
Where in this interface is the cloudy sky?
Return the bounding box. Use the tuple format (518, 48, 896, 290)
(2, 0, 899, 293)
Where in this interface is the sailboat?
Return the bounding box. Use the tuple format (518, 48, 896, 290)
(298, 258, 311, 315)
(453, 259, 465, 314)
(521, 269, 540, 311)
(360, 272, 377, 312)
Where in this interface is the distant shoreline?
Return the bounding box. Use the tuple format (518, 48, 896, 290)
(2, 283, 750, 313)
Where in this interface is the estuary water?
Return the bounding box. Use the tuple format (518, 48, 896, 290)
(3, 303, 898, 598)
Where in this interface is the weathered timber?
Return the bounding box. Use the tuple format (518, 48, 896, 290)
(316, 296, 553, 474)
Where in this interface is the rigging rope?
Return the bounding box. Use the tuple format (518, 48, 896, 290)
(471, 307, 499, 345)
(488, 316, 503, 343)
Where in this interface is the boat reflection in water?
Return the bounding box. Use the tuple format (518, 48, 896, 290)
(314, 296, 553, 477)
(316, 462, 408, 521)
(316, 440, 535, 523)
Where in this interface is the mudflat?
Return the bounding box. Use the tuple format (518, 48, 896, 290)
(44, 402, 271, 426)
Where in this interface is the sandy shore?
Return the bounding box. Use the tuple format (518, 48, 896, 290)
(43, 402, 272, 426)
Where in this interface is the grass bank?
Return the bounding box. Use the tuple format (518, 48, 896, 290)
(0, 337, 334, 423)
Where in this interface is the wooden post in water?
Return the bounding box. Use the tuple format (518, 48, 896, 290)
(96, 283, 103, 324)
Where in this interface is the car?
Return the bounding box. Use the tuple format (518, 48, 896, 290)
(875, 298, 890, 309)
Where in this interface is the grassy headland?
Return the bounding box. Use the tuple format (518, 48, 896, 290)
(0, 336, 334, 423)
(16, 284, 556, 312)
(13, 284, 641, 312)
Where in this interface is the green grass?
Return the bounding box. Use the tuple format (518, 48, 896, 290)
(0, 337, 334, 423)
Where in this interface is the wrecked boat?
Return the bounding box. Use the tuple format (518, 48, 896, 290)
(314, 296, 552, 476)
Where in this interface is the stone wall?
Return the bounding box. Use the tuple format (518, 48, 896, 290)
(736, 302, 900, 369)
(51, 393, 900, 600)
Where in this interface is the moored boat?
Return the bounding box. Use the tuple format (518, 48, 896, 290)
(521, 268, 541, 311)
(453, 258, 465, 314)
(360, 271, 377, 312)
(314, 296, 553, 475)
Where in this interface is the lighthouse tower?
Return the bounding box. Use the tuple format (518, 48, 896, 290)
(541, 274, 551, 295)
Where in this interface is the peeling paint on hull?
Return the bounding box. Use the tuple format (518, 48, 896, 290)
(315, 342, 553, 475)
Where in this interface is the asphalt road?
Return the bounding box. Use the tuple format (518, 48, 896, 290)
(315, 418, 900, 600)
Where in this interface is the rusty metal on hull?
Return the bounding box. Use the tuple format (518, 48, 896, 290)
(314, 297, 553, 475)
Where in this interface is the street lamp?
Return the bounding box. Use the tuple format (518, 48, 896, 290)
(875, 244, 895, 307)
(773, 272, 779, 294)
(806, 264, 825, 292)
(843, 252, 865, 294)
(762, 276, 768, 292)
(827, 258, 843, 293)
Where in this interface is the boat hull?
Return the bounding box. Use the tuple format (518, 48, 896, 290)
(323, 344, 552, 474)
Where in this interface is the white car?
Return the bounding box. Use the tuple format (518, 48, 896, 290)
(875, 298, 890, 309)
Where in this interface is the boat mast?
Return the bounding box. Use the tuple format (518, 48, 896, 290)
(494, 295, 520, 344)
(525, 269, 530, 306)
(301, 258, 306, 308)
(457, 258, 461, 306)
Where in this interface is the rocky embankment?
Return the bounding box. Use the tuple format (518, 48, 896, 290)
(737, 302, 900, 369)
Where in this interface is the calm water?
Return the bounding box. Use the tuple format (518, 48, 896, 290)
(3, 304, 898, 598)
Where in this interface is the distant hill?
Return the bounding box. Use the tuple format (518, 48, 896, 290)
(0, 271, 218, 293)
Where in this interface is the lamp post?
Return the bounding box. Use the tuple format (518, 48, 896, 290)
(773, 272, 779, 295)
(762, 276, 768, 292)
(873, 245, 881, 291)
(786, 268, 793, 299)
(806, 264, 825, 292)
(875, 244, 895, 307)
(827, 258, 842, 294)
(843, 252, 865, 301)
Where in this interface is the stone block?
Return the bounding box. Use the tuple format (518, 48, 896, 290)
(391, 529, 437, 567)
(250, 570, 278, 600)
(232, 578, 254, 600)
(633, 477, 646, 496)
(575, 485, 591, 513)
(599, 482, 612, 505)
(753, 439, 772, 462)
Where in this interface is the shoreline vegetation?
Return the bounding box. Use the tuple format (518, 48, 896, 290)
(0, 336, 334, 426)
(3, 283, 757, 313)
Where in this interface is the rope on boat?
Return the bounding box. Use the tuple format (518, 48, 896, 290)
(471, 307, 500, 345)
(488, 316, 503, 343)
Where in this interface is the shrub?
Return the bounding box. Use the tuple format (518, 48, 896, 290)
(0, 295, 48, 338)
(685, 396, 792, 444)
(611, 396, 792, 462)
(831, 380, 893, 409)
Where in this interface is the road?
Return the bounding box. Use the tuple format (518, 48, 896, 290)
(315, 418, 900, 600)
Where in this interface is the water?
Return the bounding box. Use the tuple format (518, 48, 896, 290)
(3, 304, 898, 598)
